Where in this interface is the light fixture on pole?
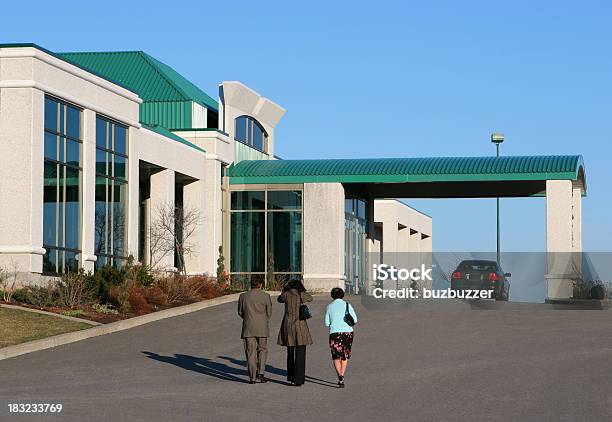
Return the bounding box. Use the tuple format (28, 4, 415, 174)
(491, 132, 504, 265)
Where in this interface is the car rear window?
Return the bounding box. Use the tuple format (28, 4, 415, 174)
(458, 262, 497, 272)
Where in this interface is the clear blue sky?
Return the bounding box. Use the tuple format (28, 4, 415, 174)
(2, 0, 610, 251)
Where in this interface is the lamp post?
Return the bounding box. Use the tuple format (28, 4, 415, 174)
(491, 133, 504, 265)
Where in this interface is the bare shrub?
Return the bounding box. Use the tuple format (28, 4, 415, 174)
(57, 272, 89, 309)
(0, 261, 20, 303)
(154, 274, 224, 304)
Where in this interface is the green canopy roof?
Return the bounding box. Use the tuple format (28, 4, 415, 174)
(58, 51, 217, 110)
(228, 155, 586, 189)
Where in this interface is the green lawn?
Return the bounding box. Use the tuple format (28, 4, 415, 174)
(0, 307, 91, 348)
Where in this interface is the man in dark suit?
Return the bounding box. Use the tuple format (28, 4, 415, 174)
(237, 278, 272, 384)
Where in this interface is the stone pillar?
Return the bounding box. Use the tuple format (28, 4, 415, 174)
(198, 159, 222, 275)
(127, 127, 140, 261)
(303, 183, 345, 291)
(545, 180, 582, 300)
(0, 87, 45, 275)
(183, 179, 207, 275)
(80, 109, 97, 272)
(150, 169, 175, 271)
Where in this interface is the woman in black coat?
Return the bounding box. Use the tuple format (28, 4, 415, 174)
(277, 279, 313, 386)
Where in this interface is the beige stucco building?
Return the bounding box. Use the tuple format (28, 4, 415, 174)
(0, 44, 587, 299)
(0, 44, 432, 294)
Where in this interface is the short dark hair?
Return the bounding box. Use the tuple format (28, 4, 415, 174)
(251, 278, 263, 289)
(331, 287, 345, 300)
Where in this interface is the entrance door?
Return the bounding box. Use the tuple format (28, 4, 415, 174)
(345, 199, 367, 294)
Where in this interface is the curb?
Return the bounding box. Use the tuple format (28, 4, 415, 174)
(0, 293, 244, 361)
(0, 304, 101, 326)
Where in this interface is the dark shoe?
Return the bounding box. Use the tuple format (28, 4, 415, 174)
(257, 375, 268, 383)
(249, 380, 257, 384)
(338, 375, 345, 388)
(294, 383, 303, 387)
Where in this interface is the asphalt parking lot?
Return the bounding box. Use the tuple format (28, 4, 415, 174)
(1, 296, 611, 421)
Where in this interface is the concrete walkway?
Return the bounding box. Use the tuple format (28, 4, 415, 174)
(1, 296, 611, 421)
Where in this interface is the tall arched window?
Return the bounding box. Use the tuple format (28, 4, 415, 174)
(235, 116, 267, 152)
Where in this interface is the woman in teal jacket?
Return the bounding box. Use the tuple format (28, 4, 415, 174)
(324, 287, 357, 388)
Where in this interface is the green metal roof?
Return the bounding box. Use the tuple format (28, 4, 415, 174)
(58, 51, 218, 110)
(141, 123, 205, 153)
(228, 155, 586, 187)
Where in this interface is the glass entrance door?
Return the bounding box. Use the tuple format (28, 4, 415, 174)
(345, 198, 367, 294)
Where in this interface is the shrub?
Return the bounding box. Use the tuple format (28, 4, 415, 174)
(143, 286, 168, 306)
(154, 276, 186, 304)
(154, 275, 224, 304)
(109, 281, 132, 314)
(85, 265, 125, 303)
(92, 303, 119, 315)
(57, 272, 89, 309)
(0, 263, 19, 303)
(11, 284, 60, 308)
(128, 283, 151, 315)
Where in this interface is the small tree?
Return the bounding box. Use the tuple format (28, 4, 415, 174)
(216, 245, 228, 287)
(149, 203, 202, 275)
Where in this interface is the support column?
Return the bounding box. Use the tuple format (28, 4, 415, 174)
(127, 128, 139, 261)
(303, 183, 345, 291)
(0, 87, 44, 276)
(199, 159, 222, 275)
(150, 169, 175, 271)
(545, 180, 582, 300)
(183, 179, 207, 274)
(80, 109, 97, 272)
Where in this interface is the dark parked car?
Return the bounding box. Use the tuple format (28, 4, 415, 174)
(450, 260, 510, 301)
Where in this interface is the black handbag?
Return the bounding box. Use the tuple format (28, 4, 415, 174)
(344, 302, 356, 326)
(298, 293, 311, 320)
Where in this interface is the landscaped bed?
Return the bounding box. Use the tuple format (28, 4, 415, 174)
(1, 258, 236, 324)
(0, 307, 91, 348)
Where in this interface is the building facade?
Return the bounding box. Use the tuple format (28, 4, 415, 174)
(0, 44, 431, 292)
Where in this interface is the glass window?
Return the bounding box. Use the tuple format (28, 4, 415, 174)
(44, 132, 58, 160)
(44, 98, 58, 132)
(252, 120, 265, 151)
(43, 97, 82, 274)
(230, 189, 303, 282)
(231, 211, 265, 272)
(113, 154, 127, 181)
(66, 139, 80, 166)
(267, 190, 302, 210)
(235, 116, 247, 142)
(95, 116, 129, 268)
(114, 125, 127, 156)
(234, 115, 267, 152)
(268, 211, 302, 272)
(66, 105, 81, 139)
(96, 118, 107, 149)
(231, 191, 265, 210)
(96, 149, 107, 176)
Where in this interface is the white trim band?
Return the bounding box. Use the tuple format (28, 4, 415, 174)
(0, 80, 141, 128)
(303, 274, 345, 279)
(0, 48, 142, 103)
(0, 246, 46, 255)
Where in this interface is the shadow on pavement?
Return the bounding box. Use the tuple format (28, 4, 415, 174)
(141, 352, 338, 387)
(218, 355, 338, 388)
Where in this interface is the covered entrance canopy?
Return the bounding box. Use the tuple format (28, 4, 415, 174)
(227, 155, 587, 300)
(228, 155, 586, 197)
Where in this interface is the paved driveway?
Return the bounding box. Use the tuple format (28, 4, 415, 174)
(1, 296, 612, 421)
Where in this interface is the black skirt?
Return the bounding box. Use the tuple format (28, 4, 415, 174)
(329, 332, 354, 360)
